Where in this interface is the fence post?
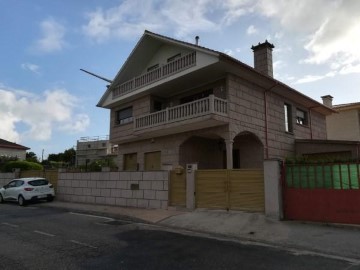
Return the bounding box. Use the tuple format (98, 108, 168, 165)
(264, 159, 283, 220)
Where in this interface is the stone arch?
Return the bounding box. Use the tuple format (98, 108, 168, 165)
(179, 134, 225, 169)
(233, 131, 264, 169)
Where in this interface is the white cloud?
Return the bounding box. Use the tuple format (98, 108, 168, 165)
(21, 63, 40, 75)
(34, 18, 66, 52)
(246, 25, 258, 35)
(0, 86, 90, 143)
(82, 0, 254, 42)
(294, 71, 336, 84)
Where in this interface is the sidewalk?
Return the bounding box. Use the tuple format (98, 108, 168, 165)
(44, 201, 360, 262)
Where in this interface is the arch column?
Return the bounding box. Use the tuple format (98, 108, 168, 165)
(225, 139, 234, 169)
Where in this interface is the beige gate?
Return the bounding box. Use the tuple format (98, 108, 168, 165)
(169, 170, 186, 207)
(20, 170, 58, 190)
(196, 169, 264, 212)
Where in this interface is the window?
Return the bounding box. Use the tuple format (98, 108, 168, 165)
(284, 103, 293, 133)
(144, 151, 161, 171)
(116, 107, 133, 125)
(296, 109, 308, 126)
(124, 153, 138, 171)
(167, 53, 181, 62)
(147, 64, 159, 72)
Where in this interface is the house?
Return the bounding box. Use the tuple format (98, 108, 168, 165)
(292, 95, 360, 161)
(75, 135, 118, 167)
(97, 30, 334, 171)
(0, 138, 30, 160)
(321, 95, 360, 141)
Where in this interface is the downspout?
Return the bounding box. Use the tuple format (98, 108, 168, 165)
(264, 82, 279, 159)
(309, 108, 313, 139)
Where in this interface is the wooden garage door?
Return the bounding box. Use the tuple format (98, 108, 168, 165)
(229, 170, 264, 212)
(196, 170, 228, 209)
(169, 170, 186, 207)
(195, 169, 264, 212)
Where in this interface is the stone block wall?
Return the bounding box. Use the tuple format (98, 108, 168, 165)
(56, 171, 169, 209)
(0, 172, 15, 187)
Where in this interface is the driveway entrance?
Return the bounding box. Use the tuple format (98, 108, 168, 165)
(195, 169, 264, 212)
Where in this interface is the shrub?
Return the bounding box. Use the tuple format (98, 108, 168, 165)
(3, 161, 43, 172)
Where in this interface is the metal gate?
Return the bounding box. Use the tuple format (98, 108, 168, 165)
(169, 170, 186, 207)
(196, 169, 264, 212)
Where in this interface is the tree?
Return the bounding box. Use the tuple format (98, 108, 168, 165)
(26, 151, 39, 163)
(46, 147, 76, 167)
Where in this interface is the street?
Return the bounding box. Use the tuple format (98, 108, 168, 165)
(0, 203, 359, 270)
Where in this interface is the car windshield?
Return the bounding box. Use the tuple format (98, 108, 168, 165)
(28, 179, 49, 186)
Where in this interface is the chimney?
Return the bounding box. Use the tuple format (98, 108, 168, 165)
(195, 36, 199, 45)
(251, 40, 275, 77)
(321, 95, 333, 107)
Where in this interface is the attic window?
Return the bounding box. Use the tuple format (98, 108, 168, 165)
(167, 53, 181, 62)
(147, 64, 159, 72)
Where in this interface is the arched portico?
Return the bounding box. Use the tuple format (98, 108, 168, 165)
(232, 132, 264, 169)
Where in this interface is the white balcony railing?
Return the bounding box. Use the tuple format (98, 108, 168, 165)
(134, 95, 227, 130)
(112, 51, 197, 99)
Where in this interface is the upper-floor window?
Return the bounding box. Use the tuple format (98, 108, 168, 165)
(116, 107, 133, 125)
(167, 53, 181, 62)
(296, 108, 308, 126)
(284, 103, 293, 133)
(147, 64, 159, 72)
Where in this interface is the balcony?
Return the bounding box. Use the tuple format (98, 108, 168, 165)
(134, 95, 228, 131)
(112, 51, 197, 99)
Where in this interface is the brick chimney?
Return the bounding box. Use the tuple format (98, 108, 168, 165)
(321, 95, 333, 107)
(251, 40, 275, 77)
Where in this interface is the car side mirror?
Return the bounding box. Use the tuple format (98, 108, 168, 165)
(3, 185, 8, 189)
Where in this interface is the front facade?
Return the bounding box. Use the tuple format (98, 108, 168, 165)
(75, 136, 118, 166)
(0, 139, 30, 160)
(97, 31, 333, 171)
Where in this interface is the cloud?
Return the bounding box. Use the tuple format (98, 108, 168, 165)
(246, 25, 258, 35)
(0, 86, 90, 143)
(294, 71, 336, 84)
(33, 18, 66, 52)
(82, 0, 253, 42)
(21, 63, 40, 75)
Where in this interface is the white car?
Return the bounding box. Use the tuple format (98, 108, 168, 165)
(0, 177, 55, 206)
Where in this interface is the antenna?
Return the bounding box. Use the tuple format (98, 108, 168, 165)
(80, 69, 113, 83)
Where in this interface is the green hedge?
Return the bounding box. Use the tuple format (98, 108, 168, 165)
(3, 161, 43, 172)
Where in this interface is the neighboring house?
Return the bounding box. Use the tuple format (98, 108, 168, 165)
(97, 30, 334, 171)
(322, 95, 360, 141)
(0, 139, 30, 160)
(75, 136, 118, 167)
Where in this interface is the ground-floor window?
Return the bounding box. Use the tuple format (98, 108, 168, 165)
(123, 153, 138, 171)
(144, 151, 161, 171)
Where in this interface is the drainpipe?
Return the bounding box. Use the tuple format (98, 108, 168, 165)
(264, 83, 278, 159)
(309, 108, 313, 139)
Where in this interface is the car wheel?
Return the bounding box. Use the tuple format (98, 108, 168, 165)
(18, 195, 26, 206)
(46, 197, 54, 202)
(0, 194, 3, 203)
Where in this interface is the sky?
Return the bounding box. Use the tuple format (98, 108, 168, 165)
(1, 0, 359, 160)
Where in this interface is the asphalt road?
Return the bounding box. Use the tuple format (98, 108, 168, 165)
(0, 203, 359, 270)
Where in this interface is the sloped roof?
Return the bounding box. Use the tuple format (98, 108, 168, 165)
(97, 30, 335, 115)
(0, 139, 30, 150)
(333, 102, 360, 111)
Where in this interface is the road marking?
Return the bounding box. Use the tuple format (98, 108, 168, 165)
(69, 240, 97, 249)
(1, 222, 19, 228)
(33, 230, 56, 237)
(69, 212, 114, 221)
